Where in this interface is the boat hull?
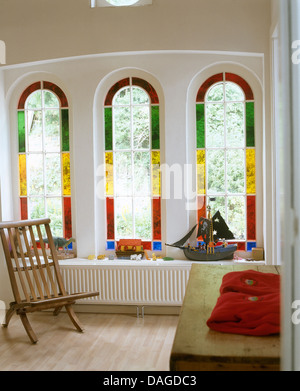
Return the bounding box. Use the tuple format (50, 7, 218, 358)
(183, 244, 237, 261)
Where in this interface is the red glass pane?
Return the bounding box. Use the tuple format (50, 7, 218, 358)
(142, 241, 152, 250)
(237, 242, 246, 251)
(196, 73, 223, 102)
(132, 77, 159, 104)
(247, 195, 256, 240)
(197, 196, 206, 240)
(197, 196, 206, 221)
(227, 241, 246, 251)
(18, 82, 41, 109)
(43, 81, 68, 107)
(225, 73, 254, 101)
(63, 197, 72, 238)
(106, 197, 115, 240)
(20, 197, 28, 220)
(152, 197, 161, 240)
(104, 78, 130, 106)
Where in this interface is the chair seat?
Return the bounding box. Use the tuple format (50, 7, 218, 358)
(14, 291, 99, 309)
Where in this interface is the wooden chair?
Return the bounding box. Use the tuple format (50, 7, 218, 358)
(0, 218, 99, 343)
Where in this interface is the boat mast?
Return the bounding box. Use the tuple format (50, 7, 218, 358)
(207, 205, 215, 254)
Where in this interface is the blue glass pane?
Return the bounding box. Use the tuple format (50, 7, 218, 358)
(247, 242, 256, 252)
(106, 241, 115, 250)
(153, 242, 162, 251)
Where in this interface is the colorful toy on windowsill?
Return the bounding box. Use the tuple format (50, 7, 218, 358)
(115, 239, 144, 260)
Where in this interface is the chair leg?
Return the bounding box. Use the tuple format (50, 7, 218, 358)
(19, 313, 38, 344)
(65, 304, 84, 332)
(2, 306, 15, 327)
(53, 306, 63, 316)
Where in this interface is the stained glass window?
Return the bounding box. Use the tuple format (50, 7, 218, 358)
(18, 81, 72, 239)
(196, 73, 256, 251)
(104, 77, 161, 251)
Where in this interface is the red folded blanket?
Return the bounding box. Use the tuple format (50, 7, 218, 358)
(206, 270, 280, 336)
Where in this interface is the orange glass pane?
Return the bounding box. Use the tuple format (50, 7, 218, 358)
(197, 150, 205, 195)
(62, 153, 71, 196)
(19, 154, 27, 196)
(152, 151, 160, 196)
(246, 149, 256, 194)
(105, 152, 114, 196)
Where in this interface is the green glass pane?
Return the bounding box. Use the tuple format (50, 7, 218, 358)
(104, 107, 112, 151)
(196, 104, 205, 148)
(225, 82, 244, 101)
(27, 110, 43, 152)
(226, 102, 245, 147)
(246, 102, 255, 147)
(26, 90, 42, 109)
(133, 151, 151, 196)
(61, 109, 69, 152)
(18, 111, 26, 153)
(45, 109, 60, 152)
(114, 151, 132, 196)
(133, 106, 150, 149)
(43, 90, 59, 108)
(206, 103, 224, 148)
(113, 106, 131, 149)
(134, 197, 151, 240)
(151, 106, 160, 149)
(207, 149, 225, 194)
(45, 153, 62, 196)
(206, 83, 224, 102)
(226, 149, 245, 193)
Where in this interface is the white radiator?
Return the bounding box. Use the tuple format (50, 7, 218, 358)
(59, 261, 191, 306)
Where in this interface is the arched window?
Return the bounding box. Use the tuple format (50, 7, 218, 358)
(104, 77, 161, 252)
(196, 73, 256, 251)
(18, 81, 72, 239)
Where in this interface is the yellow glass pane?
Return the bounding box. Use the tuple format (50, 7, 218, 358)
(197, 150, 205, 195)
(62, 153, 71, 196)
(19, 154, 27, 196)
(105, 152, 114, 196)
(152, 151, 160, 196)
(246, 149, 256, 194)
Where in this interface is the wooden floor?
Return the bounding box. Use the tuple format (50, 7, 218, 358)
(0, 311, 178, 371)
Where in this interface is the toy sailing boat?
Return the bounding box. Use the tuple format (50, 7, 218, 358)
(166, 206, 237, 261)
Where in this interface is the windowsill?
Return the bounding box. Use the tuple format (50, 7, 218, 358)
(58, 257, 265, 267)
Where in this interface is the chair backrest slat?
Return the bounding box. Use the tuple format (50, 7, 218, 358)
(14, 227, 38, 301)
(45, 223, 67, 296)
(21, 226, 45, 300)
(36, 224, 59, 297)
(0, 228, 22, 303)
(28, 225, 51, 298)
(7, 227, 32, 302)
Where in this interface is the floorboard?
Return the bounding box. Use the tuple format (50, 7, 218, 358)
(0, 311, 178, 371)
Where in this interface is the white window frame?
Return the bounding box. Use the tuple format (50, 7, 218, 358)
(112, 84, 153, 241)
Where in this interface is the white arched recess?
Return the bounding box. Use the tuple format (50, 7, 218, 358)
(93, 68, 165, 256)
(6, 72, 77, 249)
(186, 62, 269, 262)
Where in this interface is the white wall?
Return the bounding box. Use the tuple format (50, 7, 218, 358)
(0, 0, 272, 306)
(2, 50, 265, 261)
(0, 0, 271, 66)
